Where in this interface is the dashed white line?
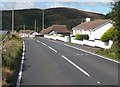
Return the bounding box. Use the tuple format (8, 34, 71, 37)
(37, 40, 41, 42)
(61, 55, 90, 77)
(41, 42, 47, 46)
(48, 46, 57, 53)
(97, 81, 101, 84)
(16, 41, 25, 87)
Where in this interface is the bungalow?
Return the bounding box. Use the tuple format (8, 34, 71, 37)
(40, 25, 70, 36)
(72, 19, 113, 40)
(19, 30, 38, 37)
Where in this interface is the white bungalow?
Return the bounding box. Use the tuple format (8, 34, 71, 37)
(19, 30, 38, 37)
(72, 19, 113, 40)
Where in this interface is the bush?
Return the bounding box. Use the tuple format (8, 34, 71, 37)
(75, 34, 89, 40)
(101, 27, 116, 42)
(75, 34, 81, 40)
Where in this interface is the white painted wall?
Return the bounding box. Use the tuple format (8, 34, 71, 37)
(89, 23, 113, 40)
(29, 32, 39, 37)
(44, 35, 113, 49)
(19, 33, 29, 37)
(73, 23, 113, 40)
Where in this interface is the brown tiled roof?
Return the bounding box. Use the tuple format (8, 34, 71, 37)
(40, 28, 52, 34)
(73, 20, 109, 30)
(40, 25, 70, 34)
(19, 30, 34, 34)
(52, 25, 70, 33)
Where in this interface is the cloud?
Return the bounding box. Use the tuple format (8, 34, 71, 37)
(0, 1, 35, 10)
(1, 0, 114, 2)
(44, 2, 64, 8)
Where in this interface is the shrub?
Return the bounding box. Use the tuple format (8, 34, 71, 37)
(81, 34, 89, 40)
(101, 27, 116, 42)
(75, 34, 81, 40)
(75, 34, 89, 40)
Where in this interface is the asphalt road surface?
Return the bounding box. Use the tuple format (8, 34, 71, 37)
(21, 37, 119, 85)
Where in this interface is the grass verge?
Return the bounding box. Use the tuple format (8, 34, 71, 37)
(2, 33, 22, 86)
(96, 48, 119, 61)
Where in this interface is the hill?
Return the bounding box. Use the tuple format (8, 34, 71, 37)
(1, 7, 105, 32)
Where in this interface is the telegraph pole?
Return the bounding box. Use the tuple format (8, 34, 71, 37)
(42, 9, 44, 30)
(37, 27, 38, 32)
(12, 1, 14, 33)
(35, 19, 36, 32)
(23, 24, 25, 37)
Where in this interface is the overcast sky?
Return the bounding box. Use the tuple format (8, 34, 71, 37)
(0, 0, 114, 14)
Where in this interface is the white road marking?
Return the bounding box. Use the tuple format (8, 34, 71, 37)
(16, 41, 25, 87)
(41, 42, 47, 46)
(97, 81, 101, 84)
(43, 38, 119, 63)
(48, 46, 57, 53)
(62, 43, 120, 64)
(61, 55, 90, 77)
(37, 40, 40, 42)
(76, 54, 88, 56)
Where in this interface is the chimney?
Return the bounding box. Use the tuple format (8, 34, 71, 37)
(86, 18, 91, 22)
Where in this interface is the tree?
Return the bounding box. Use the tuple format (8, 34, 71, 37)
(110, 1, 120, 58)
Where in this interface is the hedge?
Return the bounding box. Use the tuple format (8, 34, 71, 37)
(75, 34, 89, 40)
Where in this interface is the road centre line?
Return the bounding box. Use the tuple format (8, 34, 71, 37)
(36, 38, 91, 77)
(48, 46, 57, 53)
(37, 40, 41, 42)
(61, 55, 90, 77)
(41, 42, 47, 46)
(44, 38, 119, 64)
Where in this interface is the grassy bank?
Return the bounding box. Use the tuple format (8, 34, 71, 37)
(0, 34, 6, 41)
(96, 48, 119, 61)
(2, 33, 22, 86)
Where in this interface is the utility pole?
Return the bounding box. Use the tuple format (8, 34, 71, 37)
(42, 9, 44, 30)
(23, 24, 25, 37)
(12, 1, 14, 33)
(37, 27, 38, 32)
(35, 19, 36, 32)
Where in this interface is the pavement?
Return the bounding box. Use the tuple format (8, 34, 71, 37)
(20, 37, 119, 86)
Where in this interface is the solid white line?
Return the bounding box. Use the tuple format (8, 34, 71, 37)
(41, 42, 47, 46)
(61, 55, 90, 77)
(48, 46, 57, 53)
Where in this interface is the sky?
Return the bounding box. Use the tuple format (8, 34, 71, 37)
(0, 0, 115, 15)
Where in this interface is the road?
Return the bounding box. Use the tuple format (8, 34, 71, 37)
(21, 37, 119, 85)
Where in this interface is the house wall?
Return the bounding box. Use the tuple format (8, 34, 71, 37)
(89, 23, 113, 40)
(19, 33, 29, 37)
(73, 23, 113, 40)
(73, 29, 91, 36)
